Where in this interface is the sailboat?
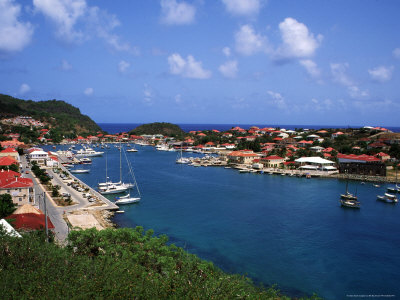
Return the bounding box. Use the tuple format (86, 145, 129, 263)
(340, 176, 360, 208)
(115, 149, 141, 204)
(98, 145, 133, 195)
(176, 146, 190, 164)
(387, 167, 400, 193)
(340, 179, 357, 200)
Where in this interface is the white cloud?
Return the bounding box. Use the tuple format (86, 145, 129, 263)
(33, 0, 87, 43)
(222, 46, 231, 57)
(33, 0, 135, 53)
(19, 83, 30, 94)
(393, 48, 400, 59)
(219, 60, 238, 78)
(299, 59, 321, 79)
(84, 87, 93, 96)
(330, 62, 353, 86)
(160, 0, 196, 25)
(221, 0, 261, 17)
(0, 0, 33, 53)
(143, 84, 153, 104)
(175, 94, 182, 103)
(168, 53, 211, 79)
(61, 59, 72, 71)
(267, 90, 286, 109)
(234, 24, 268, 56)
(368, 65, 393, 82)
(348, 86, 369, 99)
(118, 60, 130, 73)
(276, 17, 322, 59)
(330, 63, 368, 99)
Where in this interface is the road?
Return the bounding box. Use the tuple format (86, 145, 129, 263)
(21, 155, 118, 243)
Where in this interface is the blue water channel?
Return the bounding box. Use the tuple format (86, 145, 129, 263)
(48, 144, 400, 299)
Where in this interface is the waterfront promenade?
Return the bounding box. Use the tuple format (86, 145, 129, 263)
(22, 155, 118, 243)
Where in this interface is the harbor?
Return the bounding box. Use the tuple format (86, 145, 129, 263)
(39, 142, 400, 299)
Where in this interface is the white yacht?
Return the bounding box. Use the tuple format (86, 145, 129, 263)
(75, 147, 104, 157)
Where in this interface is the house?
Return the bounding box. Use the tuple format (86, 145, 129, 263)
(0, 170, 35, 206)
(28, 150, 48, 166)
(227, 151, 259, 164)
(295, 157, 337, 172)
(0, 140, 25, 148)
(5, 206, 54, 231)
(337, 154, 385, 176)
(375, 152, 390, 162)
(331, 131, 345, 139)
(0, 148, 20, 162)
(261, 155, 285, 168)
(0, 156, 19, 169)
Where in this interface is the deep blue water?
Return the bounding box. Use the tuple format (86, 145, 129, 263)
(98, 123, 400, 134)
(48, 144, 400, 299)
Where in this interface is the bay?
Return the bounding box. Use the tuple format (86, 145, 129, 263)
(49, 144, 400, 299)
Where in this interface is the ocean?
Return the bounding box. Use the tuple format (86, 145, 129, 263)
(97, 123, 400, 134)
(47, 144, 400, 299)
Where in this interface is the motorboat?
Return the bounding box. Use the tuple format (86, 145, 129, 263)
(70, 169, 90, 174)
(377, 193, 398, 203)
(115, 196, 140, 205)
(75, 147, 104, 157)
(80, 157, 92, 164)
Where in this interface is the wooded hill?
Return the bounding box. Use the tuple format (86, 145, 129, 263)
(0, 94, 101, 137)
(129, 122, 185, 138)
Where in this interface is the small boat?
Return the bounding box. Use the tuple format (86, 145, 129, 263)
(340, 199, 360, 208)
(115, 196, 140, 204)
(115, 210, 125, 213)
(80, 157, 92, 164)
(377, 193, 398, 203)
(374, 184, 381, 188)
(341, 180, 357, 200)
(70, 169, 90, 173)
(126, 148, 138, 152)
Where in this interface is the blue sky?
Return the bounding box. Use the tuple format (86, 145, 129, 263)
(1, 0, 399, 126)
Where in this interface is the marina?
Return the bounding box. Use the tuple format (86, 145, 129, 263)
(44, 143, 400, 299)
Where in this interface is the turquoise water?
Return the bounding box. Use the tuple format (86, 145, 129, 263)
(50, 144, 400, 299)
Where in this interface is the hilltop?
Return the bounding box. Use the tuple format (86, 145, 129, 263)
(0, 94, 101, 140)
(129, 122, 185, 138)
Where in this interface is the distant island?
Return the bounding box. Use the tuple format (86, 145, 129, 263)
(129, 122, 185, 138)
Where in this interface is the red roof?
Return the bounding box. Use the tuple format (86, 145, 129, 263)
(197, 133, 206, 136)
(1, 148, 17, 153)
(6, 213, 54, 230)
(0, 169, 21, 180)
(337, 153, 380, 162)
(205, 142, 215, 145)
(0, 156, 18, 166)
(0, 177, 33, 189)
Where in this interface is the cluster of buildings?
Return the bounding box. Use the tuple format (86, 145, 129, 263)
(1, 116, 45, 127)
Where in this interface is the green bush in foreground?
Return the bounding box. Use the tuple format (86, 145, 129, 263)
(0, 227, 319, 299)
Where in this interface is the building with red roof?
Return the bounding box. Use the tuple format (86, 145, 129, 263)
(337, 154, 385, 176)
(227, 150, 258, 164)
(6, 213, 54, 231)
(0, 148, 20, 161)
(0, 156, 18, 167)
(0, 170, 35, 205)
(261, 155, 285, 168)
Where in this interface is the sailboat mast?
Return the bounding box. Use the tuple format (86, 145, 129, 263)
(120, 143, 123, 183)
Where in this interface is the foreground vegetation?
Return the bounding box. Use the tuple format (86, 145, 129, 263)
(0, 226, 320, 299)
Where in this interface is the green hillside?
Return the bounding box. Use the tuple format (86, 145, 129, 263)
(0, 94, 101, 137)
(129, 122, 185, 138)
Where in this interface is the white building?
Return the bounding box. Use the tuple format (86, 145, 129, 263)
(295, 157, 337, 172)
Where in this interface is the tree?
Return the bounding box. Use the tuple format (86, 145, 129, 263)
(0, 194, 16, 218)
